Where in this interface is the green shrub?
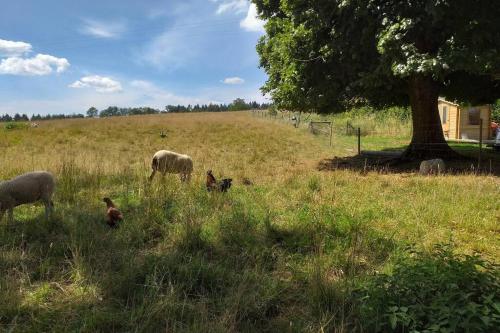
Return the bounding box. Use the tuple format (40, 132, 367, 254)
(357, 244, 500, 333)
(4, 122, 29, 130)
(492, 100, 500, 123)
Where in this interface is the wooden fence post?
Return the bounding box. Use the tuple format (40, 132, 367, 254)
(329, 122, 333, 147)
(479, 119, 483, 171)
(357, 127, 361, 155)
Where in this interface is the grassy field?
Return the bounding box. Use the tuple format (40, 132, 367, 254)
(0, 111, 499, 332)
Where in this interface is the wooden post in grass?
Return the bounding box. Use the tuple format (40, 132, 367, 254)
(329, 122, 333, 147)
(479, 119, 483, 171)
(357, 127, 361, 155)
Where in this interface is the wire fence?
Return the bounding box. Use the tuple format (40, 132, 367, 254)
(251, 109, 499, 169)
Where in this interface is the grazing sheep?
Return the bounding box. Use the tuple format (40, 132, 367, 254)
(419, 158, 446, 175)
(0, 171, 55, 223)
(103, 197, 123, 228)
(149, 150, 193, 182)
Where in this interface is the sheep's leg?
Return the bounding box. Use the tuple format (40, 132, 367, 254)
(185, 173, 191, 182)
(50, 201, 54, 218)
(43, 200, 53, 221)
(0, 210, 4, 223)
(44, 202, 49, 220)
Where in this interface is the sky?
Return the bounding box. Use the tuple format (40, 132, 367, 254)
(0, 0, 267, 116)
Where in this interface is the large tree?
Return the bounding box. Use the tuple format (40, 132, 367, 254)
(86, 106, 98, 118)
(254, 0, 500, 159)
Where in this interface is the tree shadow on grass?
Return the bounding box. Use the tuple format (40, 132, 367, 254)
(318, 145, 500, 176)
(354, 244, 500, 332)
(6, 198, 491, 332)
(0, 212, 136, 332)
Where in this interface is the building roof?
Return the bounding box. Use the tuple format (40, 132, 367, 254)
(438, 98, 460, 107)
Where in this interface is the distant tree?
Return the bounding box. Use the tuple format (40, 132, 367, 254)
(0, 114, 12, 122)
(254, 0, 500, 159)
(86, 107, 99, 118)
(229, 98, 249, 111)
(100, 106, 120, 117)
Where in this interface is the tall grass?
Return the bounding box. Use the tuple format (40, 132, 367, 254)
(272, 106, 412, 137)
(0, 111, 498, 332)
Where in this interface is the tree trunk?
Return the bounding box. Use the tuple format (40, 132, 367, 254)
(402, 75, 461, 160)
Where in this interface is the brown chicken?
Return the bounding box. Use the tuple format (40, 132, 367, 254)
(206, 170, 217, 192)
(206, 170, 232, 193)
(103, 197, 123, 228)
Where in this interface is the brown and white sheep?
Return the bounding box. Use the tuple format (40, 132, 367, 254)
(149, 150, 193, 182)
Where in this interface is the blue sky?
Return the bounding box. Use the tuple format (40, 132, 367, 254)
(0, 0, 267, 115)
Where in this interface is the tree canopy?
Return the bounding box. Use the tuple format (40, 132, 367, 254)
(86, 107, 98, 118)
(254, 0, 500, 158)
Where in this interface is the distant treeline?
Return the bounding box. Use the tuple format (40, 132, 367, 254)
(0, 113, 85, 122)
(0, 98, 270, 122)
(165, 100, 269, 113)
(97, 99, 270, 118)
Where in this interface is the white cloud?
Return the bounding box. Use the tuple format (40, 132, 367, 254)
(240, 4, 265, 33)
(0, 78, 269, 116)
(0, 54, 70, 76)
(79, 19, 126, 38)
(69, 75, 122, 93)
(139, 27, 199, 70)
(222, 77, 244, 84)
(0, 39, 32, 57)
(216, 0, 247, 15)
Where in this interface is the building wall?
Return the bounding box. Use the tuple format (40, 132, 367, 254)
(448, 106, 459, 139)
(438, 100, 492, 141)
(458, 105, 491, 141)
(438, 100, 458, 139)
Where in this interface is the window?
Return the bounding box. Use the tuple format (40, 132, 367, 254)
(442, 106, 448, 124)
(468, 108, 480, 125)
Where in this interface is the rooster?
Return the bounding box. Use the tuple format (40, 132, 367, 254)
(206, 170, 218, 192)
(218, 178, 232, 192)
(103, 197, 123, 228)
(206, 170, 232, 192)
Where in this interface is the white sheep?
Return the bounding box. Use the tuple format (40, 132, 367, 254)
(0, 171, 55, 223)
(419, 158, 446, 175)
(149, 150, 193, 182)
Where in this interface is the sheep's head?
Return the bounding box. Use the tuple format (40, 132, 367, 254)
(103, 197, 112, 204)
(206, 170, 213, 176)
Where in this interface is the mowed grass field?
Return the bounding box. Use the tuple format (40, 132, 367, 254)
(0, 111, 499, 332)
